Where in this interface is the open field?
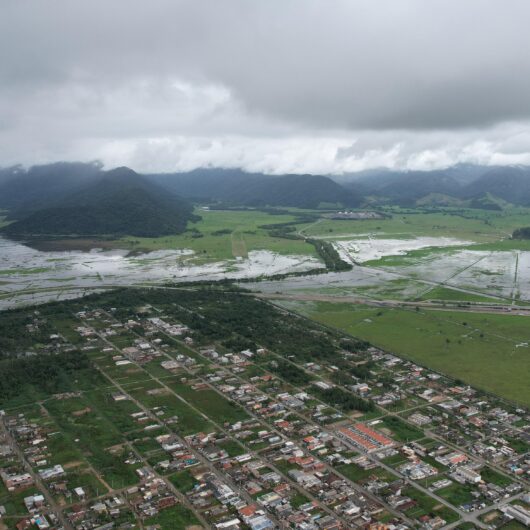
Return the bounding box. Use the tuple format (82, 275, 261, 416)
(417, 285, 503, 303)
(277, 299, 530, 406)
(302, 207, 530, 242)
(118, 208, 318, 262)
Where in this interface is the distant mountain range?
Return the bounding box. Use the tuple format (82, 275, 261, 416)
(338, 164, 530, 208)
(2, 162, 530, 239)
(148, 169, 361, 208)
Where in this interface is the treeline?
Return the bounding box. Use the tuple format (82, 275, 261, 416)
(307, 239, 352, 271)
(258, 215, 352, 272)
(0, 351, 91, 405)
(259, 215, 317, 239)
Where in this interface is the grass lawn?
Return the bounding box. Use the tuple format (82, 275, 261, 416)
(44, 396, 140, 488)
(336, 462, 376, 482)
(480, 466, 513, 487)
(294, 300, 530, 406)
(143, 503, 200, 529)
(437, 482, 476, 507)
(379, 416, 423, 442)
(127, 382, 215, 435)
(169, 469, 198, 493)
(403, 486, 460, 524)
(168, 379, 249, 425)
(290, 491, 311, 508)
(217, 438, 245, 457)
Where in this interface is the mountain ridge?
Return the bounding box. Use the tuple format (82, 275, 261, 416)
(2, 167, 198, 238)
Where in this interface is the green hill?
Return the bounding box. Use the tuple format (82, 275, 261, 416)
(2, 167, 198, 238)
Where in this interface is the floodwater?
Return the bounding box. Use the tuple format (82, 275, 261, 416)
(3, 234, 530, 309)
(333, 236, 472, 263)
(0, 236, 320, 309)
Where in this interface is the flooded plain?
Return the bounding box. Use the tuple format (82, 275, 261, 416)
(333, 236, 472, 263)
(3, 233, 530, 308)
(0, 237, 320, 309)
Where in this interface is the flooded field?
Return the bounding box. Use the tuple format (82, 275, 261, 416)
(3, 231, 530, 309)
(252, 245, 530, 303)
(0, 237, 320, 309)
(334, 236, 472, 263)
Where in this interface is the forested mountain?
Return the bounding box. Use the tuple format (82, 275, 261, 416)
(3, 161, 530, 226)
(340, 164, 530, 207)
(149, 169, 361, 208)
(2, 167, 198, 238)
(0, 161, 103, 211)
(462, 166, 530, 205)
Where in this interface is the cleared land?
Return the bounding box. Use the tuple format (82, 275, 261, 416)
(277, 299, 530, 406)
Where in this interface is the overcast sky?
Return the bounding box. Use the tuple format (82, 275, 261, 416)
(2, 0, 530, 174)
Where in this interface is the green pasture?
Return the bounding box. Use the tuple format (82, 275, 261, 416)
(282, 300, 530, 406)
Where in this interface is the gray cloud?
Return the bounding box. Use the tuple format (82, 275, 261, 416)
(1, 0, 530, 172)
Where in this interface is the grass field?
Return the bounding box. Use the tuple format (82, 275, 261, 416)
(417, 286, 503, 303)
(302, 207, 530, 243)
(144, 503, 200, 529)
(22, 208, 318, 263)
(280, 300, 530, 406)
(119, 209, 317, 262)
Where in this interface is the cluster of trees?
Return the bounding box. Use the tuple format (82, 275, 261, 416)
(259, 215, 316, 239)
(67, 287, 343, 364)
(0, 351, 91, 405)
(512, 227, 530, 239)
(340, 338, 371, 352)
(0, 310, 52, 358)
(271, 359, 313, 385)
(222, 335, 257, 352)
(211, 228, 233, 236)
(306, 239, 353, 271)
(313, 386, 374, 412)
(258, 215, 353, 272)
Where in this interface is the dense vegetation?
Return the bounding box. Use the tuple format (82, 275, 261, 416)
(312, 385, 374, 412)
(307, 238, 353, 271)
(0, 309, 54, 357)
(512, 226, 530, 239)
(257, 215, 353, 271)
(271, 359, 313, 385)
(0, 351, 91, 404)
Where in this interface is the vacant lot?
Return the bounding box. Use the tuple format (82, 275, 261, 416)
(282, 300, 530, 406)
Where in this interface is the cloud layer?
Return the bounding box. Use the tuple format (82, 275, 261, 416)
(2, 0, 530, 173)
